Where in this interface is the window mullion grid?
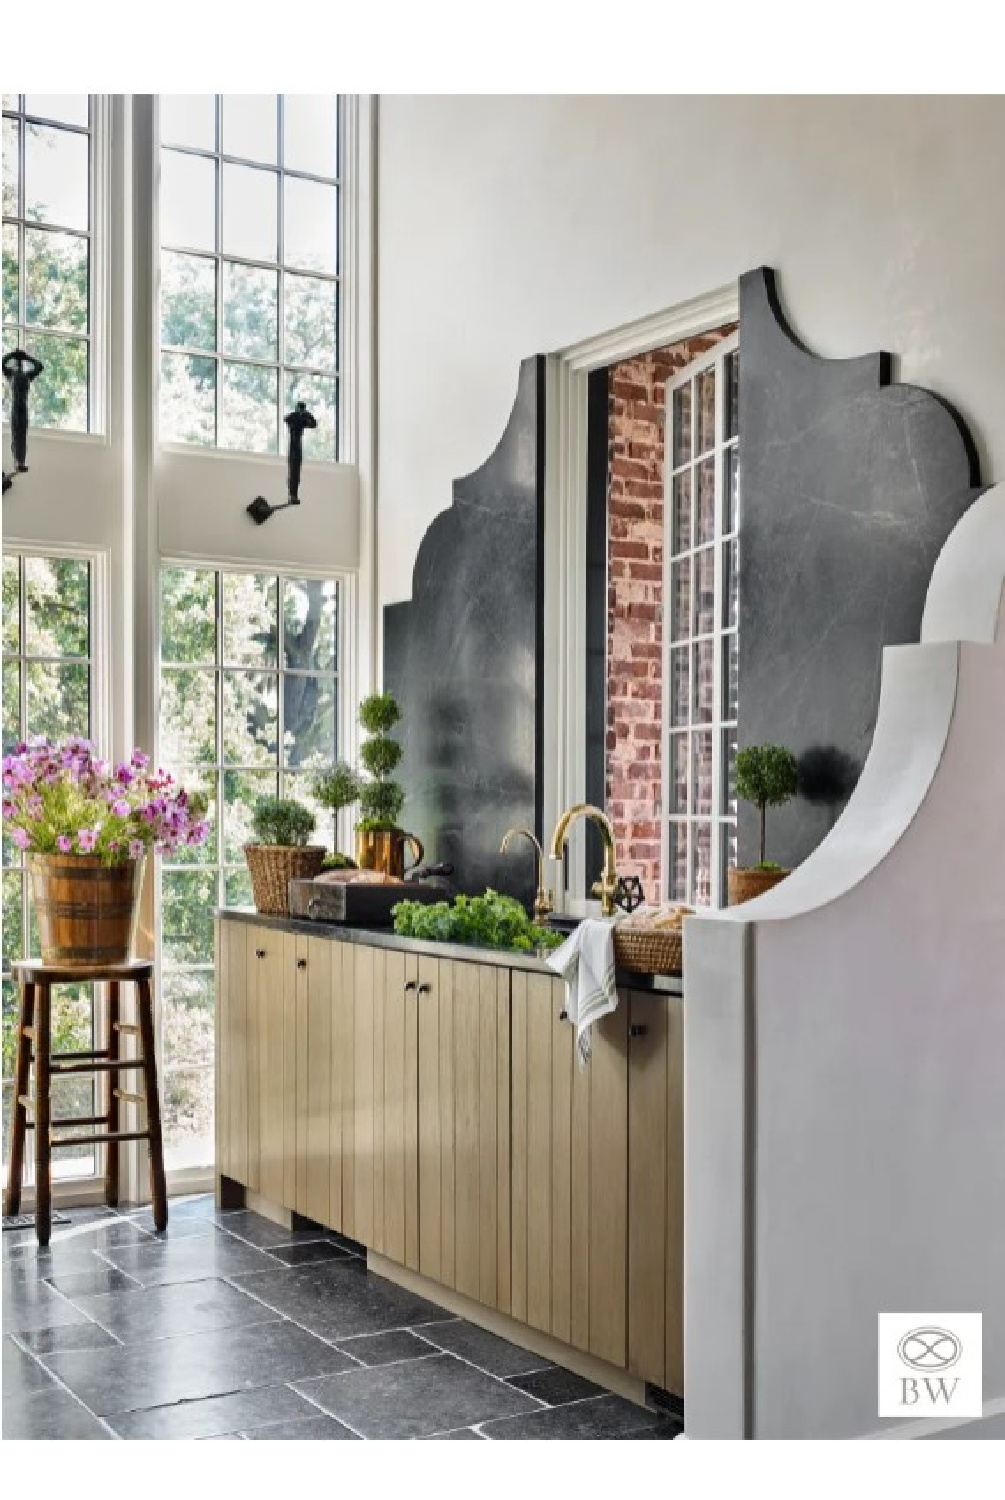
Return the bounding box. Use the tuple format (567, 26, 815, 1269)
(276, 577, 286, 800)
(214, 113, 223, 448)
(710, 350, 725, 908)
(277, 98, 286, 454)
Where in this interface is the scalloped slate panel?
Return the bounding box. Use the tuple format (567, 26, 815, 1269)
(738, 267, 983, 871)
(383, 357, 544, 904)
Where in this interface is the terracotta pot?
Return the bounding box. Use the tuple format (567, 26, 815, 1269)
(355, 829, 424, 881)
(27, 853, 145, 968)
(727, 865, 790, 907)
(244, 844, 326, 916)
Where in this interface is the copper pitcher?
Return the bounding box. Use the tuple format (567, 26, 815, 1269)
(355, 828, 424, 880)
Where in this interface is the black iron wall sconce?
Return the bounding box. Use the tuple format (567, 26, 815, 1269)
(2, 347, 44, 496)
(246, 400, 317, 525)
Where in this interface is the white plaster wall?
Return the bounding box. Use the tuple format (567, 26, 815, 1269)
(377, 94, 1005, 609)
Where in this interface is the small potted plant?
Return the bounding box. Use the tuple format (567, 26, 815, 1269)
(311, 759, 361, 871)
(728, 743, 799, 906)
(2, 736, 208, 965)
(354, 691, 423, 879)
(243, 794, 325, 915)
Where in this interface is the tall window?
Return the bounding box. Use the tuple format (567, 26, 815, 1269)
(2, 95, 93, 431)
(158, 566, 340, 1169)
(664, 336, 739, 907)
(158, 94, 340, 459)
(2, 552, 97, 1179)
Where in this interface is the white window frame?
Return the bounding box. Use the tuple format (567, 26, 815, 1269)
(661, 332, 739, 908)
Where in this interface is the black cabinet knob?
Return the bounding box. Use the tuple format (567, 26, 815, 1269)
(629, 1023, 648, 1039)
(297, 957, 307, 970)
(404, 980, 418, 993)
(417, 982, 432, 996)
(559, 1009, 568, 1022)
(254, 948, 266, 959)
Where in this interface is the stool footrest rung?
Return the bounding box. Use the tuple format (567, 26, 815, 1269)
(51, 1049, 111, 1063)
(49, 1058, 146, 1076)
(50, 1128, 151, 1148)
(112, 1088, 145, 1106)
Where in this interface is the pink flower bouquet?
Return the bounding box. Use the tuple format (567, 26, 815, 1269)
(2, 737, 209, 864)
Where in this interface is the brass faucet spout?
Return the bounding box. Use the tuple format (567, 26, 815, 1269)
(500, 827, 554, 924)
(549, 802, 619, 918)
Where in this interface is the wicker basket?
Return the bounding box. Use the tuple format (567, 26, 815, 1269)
(613, 925, 684, 977)
(243, 844, 327, 916)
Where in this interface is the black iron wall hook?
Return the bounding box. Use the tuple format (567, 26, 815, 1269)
(2, 346, 45, 497)
(246, 400, 317, 525)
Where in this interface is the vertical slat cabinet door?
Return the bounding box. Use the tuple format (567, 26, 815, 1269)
(452, 960, 481, 1301)
(627, 990, 669, 1387)
(404, 954, 421, 1272)
(477, 964, 499, 1307)
(295, 932, 310, 1214)
(549, 977, 574, 1344)
(304, 936, 332, 1228)
(381, 947, 407, 1264)
(329, 942, 349, 1235)
(352, 943, 375, 1248)
(245, 926, 262, 1194)
(229, 921, 249, 1187)
(338, 942, 356, 1238)
(215, 920, 228, 1184)
(438, 958, 456, 1289)
(256, 931, 287, 1209)
(525, 973, 555, 1334)
(494, 967, 511, 1314)
(509, 971, 529, 1324)
(665, 992, 685, 1398)
(282, 932, 298, 1209)
(417, 955, 443, 1283)
(587, 1002, 629, 1369)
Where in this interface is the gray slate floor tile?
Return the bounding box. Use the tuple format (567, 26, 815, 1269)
(507, 1365, 605, 1406)
(242, 1413, 359, 1439)
(422, 1426, 487, 1439)
(480, 1393, 664, 1440)
(215, 1211, 313, 1248)
(68, 1276, 275, 1344)
(416, 1317, 552, 1378)
(101, 1231, 278, 1285)
(2, 1385, 111, 1440)
(2, 1276, 92, 1336)
(334, 1328, 437, 1367)
(266, 1240, 350, 1267)
(4, 1336, 58, 1396)
(295, 1352, 540, 1439)
(45, 1266, 140, 1299)
(109, 1382, 326, 1439)
(230, 1258, 449, 1341)
(16, 1321, 120, 1357)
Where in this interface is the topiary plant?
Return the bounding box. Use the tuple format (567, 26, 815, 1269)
(357, 690, 405, 832)
(311, 759, 362, 855)
(735, 743, 799, 867)
(250, 795, 317, 848)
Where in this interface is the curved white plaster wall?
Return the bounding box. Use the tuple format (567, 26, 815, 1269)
(684, 483, 1005, 1439)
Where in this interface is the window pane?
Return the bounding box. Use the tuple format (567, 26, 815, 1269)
(724, 445, 739, 534)
(24, 124, 88, 231)
(671, 384, 691, 469)
(162, 969, 215, 1069)
(720, 821, 737, 900)
(692, 639, 714, 725)
(725, 350, 739, 440)
(721, 728, 737, 814)
(2, 224, 17, 324)
(3, 117, 19, 217)
(671, 471, 691, 556)
(220, 361, 278, 454)
(3, 554, 19, 653)
(223, 573, 277, 666)
(161, 566, 216, 663)
(723, 538, 738, 630)
(225, 865, 254, 907)
(282, 771, 328, 847)
(668, 734, 688, 816)
(668, 823, 687, 903)
(223, 261, 277, 360)
(3, 94, 19, 111)
(693, 546, 715, 637)
(25, 556, 89, 658)
(161, 250, 216, 352)
(160, 352, 216, 445)
(163, 1068, 214, 1170)
(283, 175, 336, 272)
(2, 870, 24, 973)
(282, 675, 336, 768)
(24, 227, 88, 334)
(696, 368, 715, 456)
(670, 646, 688, 728)
(162, 869, 216, 964)
(723, 633, 738, 721)
(25, 659, 89, 740)
(160, 94, 215, 151)
(283, 578, 337, 672)
(283, 95, 338, 179)
(693, 822, 712, 906)
(161, 149, 216, 252)
(223, 768, 277, 861)
(222, 162, 277, 263)
(24, 96, 89, 128)
(2, 660, 19, 753)
(22, 332, 88, 431)
(222, 95, 278, 165)
(696, 456, 715, 545)
(670, 559, 690, 644)
(166, 766, 217, 865)
(160, 667, 217, 767)
(284, 370, 335, 461)
(692, 730, 713, 816)
(284, 272, 336, 370)
(222, 671, 279, 766)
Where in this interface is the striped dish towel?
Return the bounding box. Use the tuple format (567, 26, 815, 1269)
(546, 918, 618, 1068)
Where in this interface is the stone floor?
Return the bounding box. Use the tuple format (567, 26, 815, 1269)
(3, 1195, 683, 1440)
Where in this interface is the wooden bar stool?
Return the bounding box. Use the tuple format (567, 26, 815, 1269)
(4, 959, 168, 1247)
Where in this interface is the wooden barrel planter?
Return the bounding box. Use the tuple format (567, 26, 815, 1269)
(27, 854, 145, 967)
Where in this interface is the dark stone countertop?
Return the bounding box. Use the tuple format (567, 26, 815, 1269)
(215, 907, 683, 997)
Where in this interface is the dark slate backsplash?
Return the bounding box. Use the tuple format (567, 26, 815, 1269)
(738, 267, 983, 871)
(384, 357, 544, 905)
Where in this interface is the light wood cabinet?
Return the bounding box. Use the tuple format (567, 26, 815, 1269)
(416, 956, 510, 1312)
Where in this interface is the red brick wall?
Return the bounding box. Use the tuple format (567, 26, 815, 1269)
(606, 327, 735, 897)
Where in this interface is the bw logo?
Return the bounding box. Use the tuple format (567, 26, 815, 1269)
(897, 1327, 963, 1407)
(879, 1313, 981, 1420)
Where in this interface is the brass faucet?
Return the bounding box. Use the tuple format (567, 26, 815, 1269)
(549, 803, 619, 917)
(500, 827, 554, 924)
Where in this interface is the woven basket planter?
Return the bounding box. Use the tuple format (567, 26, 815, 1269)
(244, 844, 326, 916)
(613, 926, 684, 977)
(727, 866, 789, 906)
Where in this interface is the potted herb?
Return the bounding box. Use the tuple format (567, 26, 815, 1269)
(354, 690, 423, 878)
(243, 794, 325, 915)
(2, 736, 208, 965)
(728, 743, 799, 906)
(311, 759, 361, 870)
